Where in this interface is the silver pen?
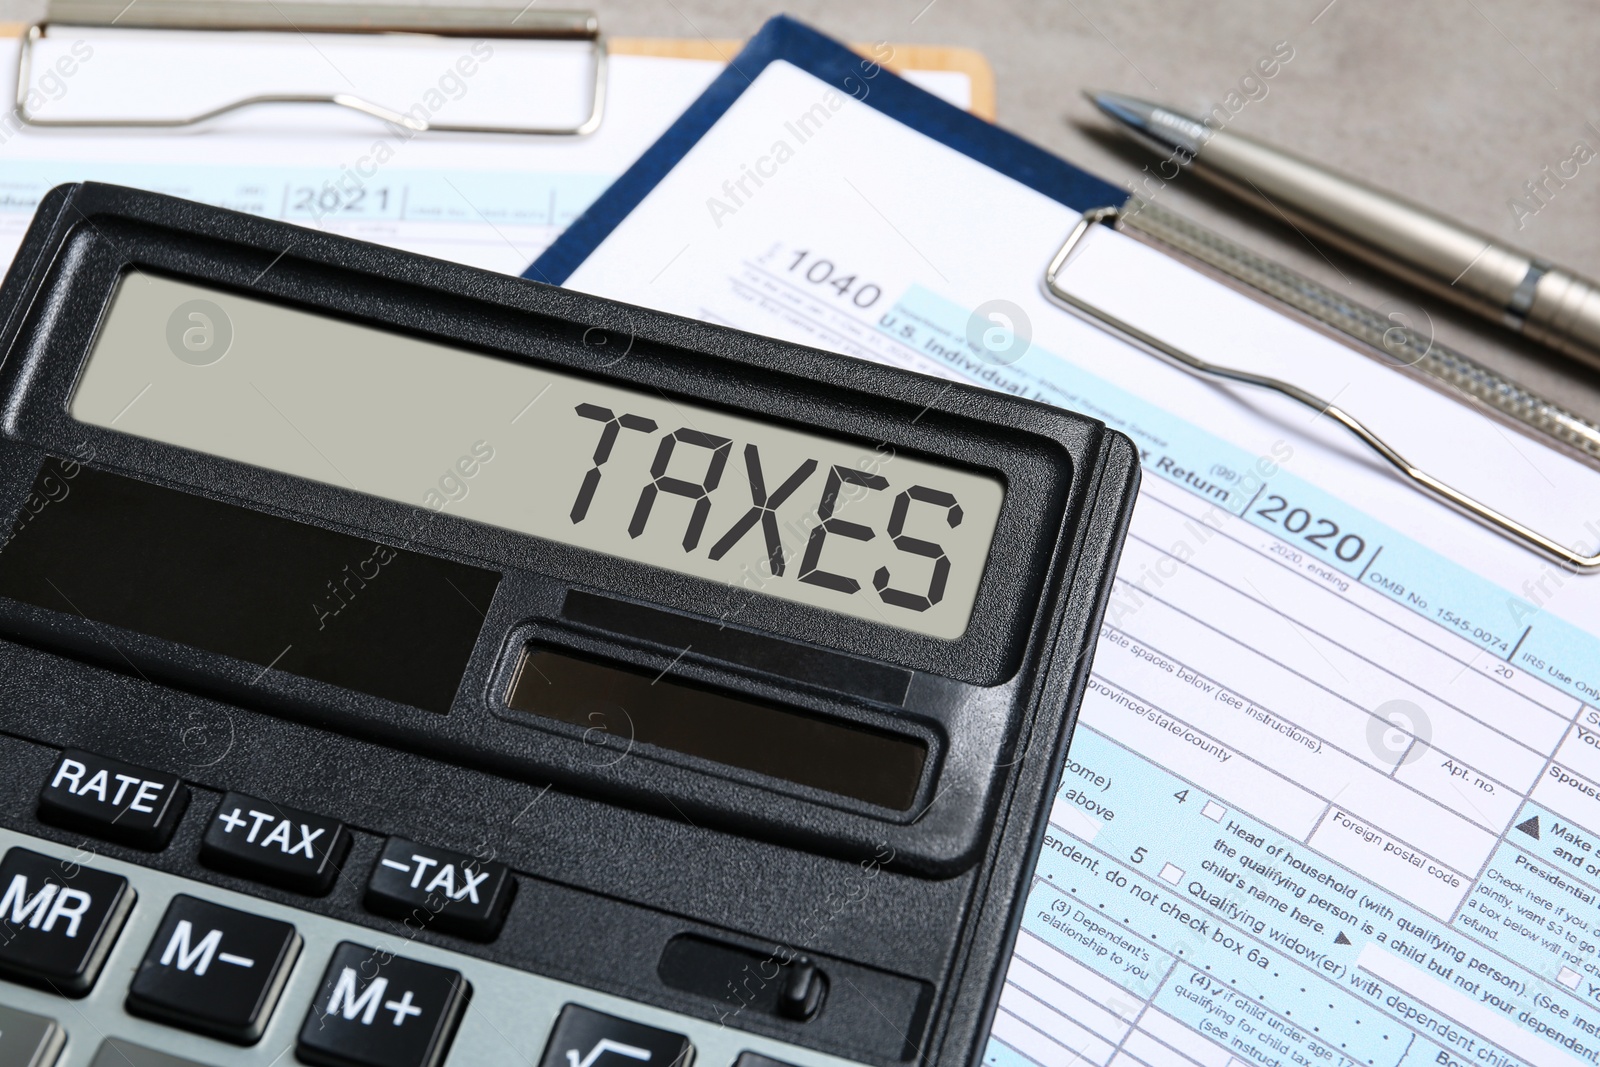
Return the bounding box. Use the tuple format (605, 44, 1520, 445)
(1087, 90, 1600, 371)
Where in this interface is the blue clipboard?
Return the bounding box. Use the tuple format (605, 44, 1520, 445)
(525, 14, 1123, 285)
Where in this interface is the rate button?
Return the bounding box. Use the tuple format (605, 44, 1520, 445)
(38, 749, 188, 849)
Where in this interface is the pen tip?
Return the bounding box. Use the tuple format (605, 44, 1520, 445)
(1082, 91, 1209, 156)
(1089, 90, 1156, 120)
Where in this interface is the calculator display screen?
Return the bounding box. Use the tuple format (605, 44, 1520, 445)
(70, 275, 1004, 639)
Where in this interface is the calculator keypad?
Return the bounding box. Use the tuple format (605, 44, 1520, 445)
(1, 772, 854, 1067)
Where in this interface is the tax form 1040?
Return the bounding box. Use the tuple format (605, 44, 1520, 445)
(533, 26, 1600, 1067)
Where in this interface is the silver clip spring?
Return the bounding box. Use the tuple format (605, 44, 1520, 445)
(15, 0, 608, 136)
(1043, 205, 1598, 573)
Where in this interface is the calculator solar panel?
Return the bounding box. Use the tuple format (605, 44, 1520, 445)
(0, 184, 1138, 1067)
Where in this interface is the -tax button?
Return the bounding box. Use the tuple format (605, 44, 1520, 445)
(200, 792, 350, 895)
(38, 749, 187, 849)
(539, 1006, 694, 1067)
(365, 838, 514, 940)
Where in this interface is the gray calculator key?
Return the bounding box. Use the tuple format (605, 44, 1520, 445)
(89, 1037, 213, 1067)
(0, 1003, 63, 1067)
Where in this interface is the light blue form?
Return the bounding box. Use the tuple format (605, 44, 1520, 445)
(875, 287, 1600, 1064)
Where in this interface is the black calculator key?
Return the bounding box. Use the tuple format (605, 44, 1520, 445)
(0, 1003, 63, 1067)
(125, 894, 301, 1044)
(0, 847, 133, 995)
(89, 1038, 211, 1067)
(37, 749, 187, 849)
(365, 838, 514, 941)
(733, 1055, 799, 1067)
(199, 791, 350, 894)
(539, 1005, 694, 1067)
(297, 941, 470, 1067)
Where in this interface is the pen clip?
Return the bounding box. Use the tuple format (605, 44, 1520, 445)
(1042, 204, 1599, 573)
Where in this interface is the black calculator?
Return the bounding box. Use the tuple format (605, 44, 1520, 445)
(0, 184, 1137, 1067)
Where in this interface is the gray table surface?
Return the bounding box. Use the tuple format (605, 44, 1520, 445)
(8, 0, 1598, 431)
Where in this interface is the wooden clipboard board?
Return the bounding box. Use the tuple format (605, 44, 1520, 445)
(613, 38, 996, 120)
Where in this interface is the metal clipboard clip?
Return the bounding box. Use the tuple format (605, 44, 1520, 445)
(15, 0, 608, 136)
(1044, 204, 1600, 572)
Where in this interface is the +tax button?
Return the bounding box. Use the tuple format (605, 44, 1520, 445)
(200, 792, 351, 895)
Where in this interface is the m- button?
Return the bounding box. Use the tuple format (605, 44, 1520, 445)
(38, 749, 188, 849)
(365, 838, 514, 940)
(0, 847, 133, 995)
(126, 894, 301, 1044)
(200, 792, 350, 895)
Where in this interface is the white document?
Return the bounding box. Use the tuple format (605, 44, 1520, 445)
(557, 60, 1600, 1067)
(1, 31, 969, 276)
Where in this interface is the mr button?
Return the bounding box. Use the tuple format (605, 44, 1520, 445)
(365, 838, 514, 940)
(0, 847, 133, 995)
(127, 895, 301, 1044)
(297, 942, 470, 1067)
(38, 749, 188, 849)
(201, 792, 351, 894)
